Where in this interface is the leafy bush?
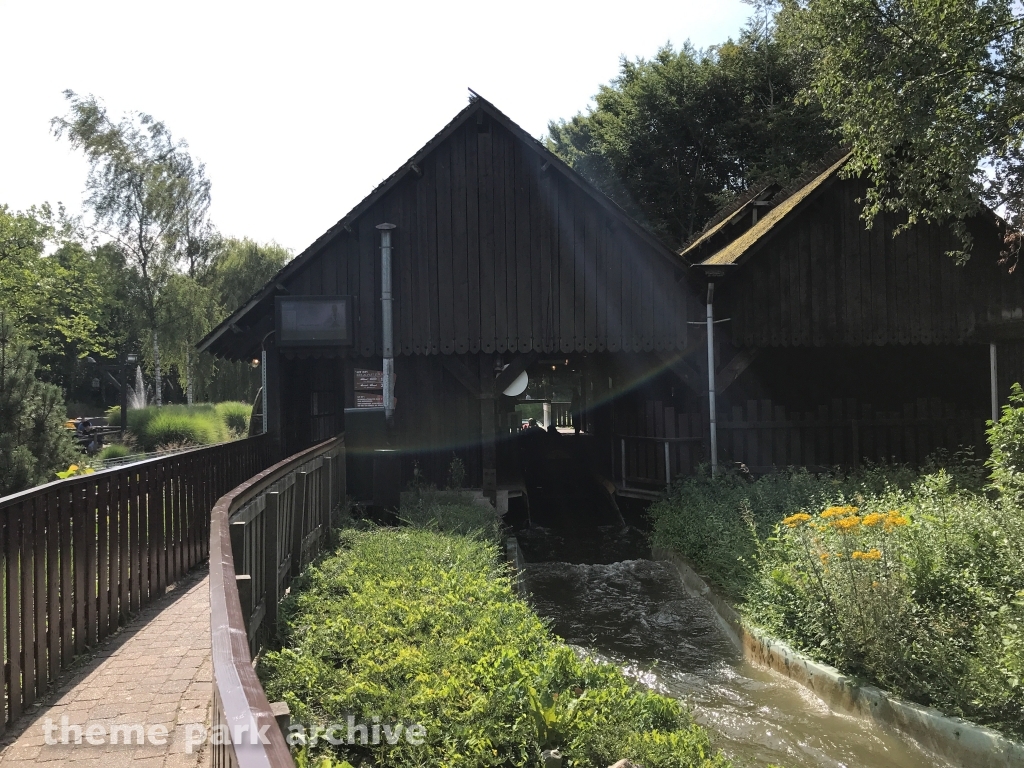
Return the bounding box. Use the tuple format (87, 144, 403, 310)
(650, 449, 1024, 737)
(647, 464, 919, 599)
(96, 443, 130, 461)
(400, 491, 500, 542)
(987, 382, 1024, 503)
(259, 529, 732, 768)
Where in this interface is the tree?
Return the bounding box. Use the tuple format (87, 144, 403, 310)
(788, 0, 1024, 261)
(209, 237, 291, 311)
(546, 15, 835, 246)
(0, 204, 117, 391)
(52, 91, 214, 404)
(193, 238, 291, 403)
(0, 316, 77, 496)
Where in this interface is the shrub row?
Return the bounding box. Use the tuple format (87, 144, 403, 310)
(259, 525, 736, 768)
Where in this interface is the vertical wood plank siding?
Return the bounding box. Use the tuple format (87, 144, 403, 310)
(282, 119, 695, 358)
(0, 436, 274, 730)
(727, 179, 1023, 348)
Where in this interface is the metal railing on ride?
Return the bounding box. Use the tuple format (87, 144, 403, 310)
(0, 436, 274, 733)
(209, 435, 345, 768)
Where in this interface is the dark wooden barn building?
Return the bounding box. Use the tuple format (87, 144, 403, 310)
(199, 95, 1024, 506)
(198, 95, 704, 506)
(676, 154, 1024, 474)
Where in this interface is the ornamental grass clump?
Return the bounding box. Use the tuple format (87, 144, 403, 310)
(105, 402, 251, 450)
(259, 528, 732, 768)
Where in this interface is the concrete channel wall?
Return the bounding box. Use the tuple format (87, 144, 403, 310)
(652, 546, 1024, 768)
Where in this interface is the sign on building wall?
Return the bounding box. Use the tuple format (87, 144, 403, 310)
(354, 368, 384, 409)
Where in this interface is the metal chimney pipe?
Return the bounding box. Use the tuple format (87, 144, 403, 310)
(706, 283, 719, 476)
(377, 223, 397, 422)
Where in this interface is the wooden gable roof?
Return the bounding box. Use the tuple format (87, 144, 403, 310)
(199, 95, 700, 361)
(699, 165, 1022, 347)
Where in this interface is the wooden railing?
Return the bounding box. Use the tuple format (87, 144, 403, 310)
(0, 435, 274, 733)
(616, 434, 703, 488)
(210, 435, 345, 768)
(616, 396, 986, 485)
(717, 398, 986, 473)
(551, 402, 572, 428)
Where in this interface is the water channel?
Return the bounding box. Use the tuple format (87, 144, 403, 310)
(516, 526, 953, 768)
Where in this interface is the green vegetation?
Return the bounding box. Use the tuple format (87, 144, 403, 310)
(260, 523, 733, 768)
(547, 8, 834, 246)
(791, 0, 1024, 256)
(106, 401, 250, 450)
(0, 320, 77, 495)
(96, 443, 131, 461)
(649, 399, 1024, 738)
(400, 492, 501, 542)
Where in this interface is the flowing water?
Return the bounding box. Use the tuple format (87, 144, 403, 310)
(521, 540, 953, 768)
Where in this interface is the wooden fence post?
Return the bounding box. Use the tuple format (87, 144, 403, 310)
(290, 473, 308, 578)
(235, 574, 252, 638)
(263, 492, 281, 637)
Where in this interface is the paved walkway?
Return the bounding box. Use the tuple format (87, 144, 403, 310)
(0, 569, 213, 767)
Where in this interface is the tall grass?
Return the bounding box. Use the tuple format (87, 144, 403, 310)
(104, 402, 251, 450)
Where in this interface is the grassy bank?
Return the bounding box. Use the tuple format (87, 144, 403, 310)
(259, 507, 738, 767)
(649, 400, 1024, 739)
(105, 402, 250, 451)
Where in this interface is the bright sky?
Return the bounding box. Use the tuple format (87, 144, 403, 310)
(1, 0, 752, 254)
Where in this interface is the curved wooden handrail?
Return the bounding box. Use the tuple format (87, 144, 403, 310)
(209, 436, 343, 768)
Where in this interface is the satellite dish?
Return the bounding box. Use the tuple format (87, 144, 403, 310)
(502, 370, 529, 397)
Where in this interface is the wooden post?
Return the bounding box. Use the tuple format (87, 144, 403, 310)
(290, 473, 308, 577)
(263, 492, 281, 637)
(620, 438, 627, 488)
(480, 355, 497, 506)
(664, 441, 671, 487)
(235, 574, 253, 638)
(265, 342, 283, 459)
(991, 342, 999, 423)
(230, 521, 247, 575)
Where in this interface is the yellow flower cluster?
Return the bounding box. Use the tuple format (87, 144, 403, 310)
(782, 512, 812, 528)
(821, 505, 858, 519)
(862, 509, 909, 531)
(851, 548, 882, 561)
(831, 515, 862, 531)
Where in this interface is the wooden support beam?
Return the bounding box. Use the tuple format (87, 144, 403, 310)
(480, 355, 497, 505)
(441, 356, 481, 397)
(716, 348, 760, 393)
(494, 352, 538, 395)
(656, 334, 707, 396)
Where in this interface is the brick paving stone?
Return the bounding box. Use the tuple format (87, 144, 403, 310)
(0, 569, 213, 767)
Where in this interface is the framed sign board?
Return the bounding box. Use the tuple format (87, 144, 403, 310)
(276, 296, 354, 346)
(355, 392, 384, 408)
(354, 369, 384, 391)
